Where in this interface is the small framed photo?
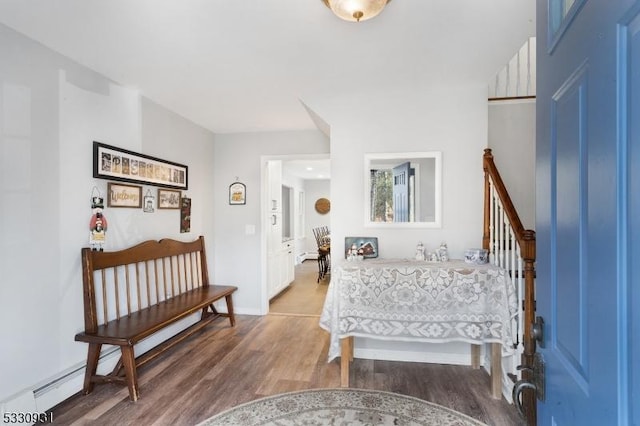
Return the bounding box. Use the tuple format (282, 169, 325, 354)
(344, 236, 379, 259)
(143, 193, 155, 213)
(107, 182, 142, 208)
(158, 188, 181, 209)
(229, 182, 246, 205)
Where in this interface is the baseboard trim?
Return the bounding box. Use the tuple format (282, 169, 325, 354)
(355, 348, 475, 366)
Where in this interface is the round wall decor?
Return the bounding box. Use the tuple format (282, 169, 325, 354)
(315, 198, 330, 214)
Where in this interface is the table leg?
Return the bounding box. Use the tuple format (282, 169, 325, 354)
(490, 342, 502, 399)
(471, 344, 481, 369)
(340, 337, 353, 387)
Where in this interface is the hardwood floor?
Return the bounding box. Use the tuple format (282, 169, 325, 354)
(51, 261, 523, 425)
(269, 260, 328, 316)
(52, 314, 523, 425)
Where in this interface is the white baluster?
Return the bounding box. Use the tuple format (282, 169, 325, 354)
(499, 203, 505, 268)
(489, 183, 497, 265)
(494, 190, 500, 266)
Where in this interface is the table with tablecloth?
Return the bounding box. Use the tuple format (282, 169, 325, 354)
(319, 258, 518, 398)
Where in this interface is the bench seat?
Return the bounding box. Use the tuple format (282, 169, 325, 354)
(75, 285, 236, 345)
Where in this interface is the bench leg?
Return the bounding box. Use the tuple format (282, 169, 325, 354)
(225, 294, 236, 327)
(82, 343, 102, 395)
(120, 345, 139, 402)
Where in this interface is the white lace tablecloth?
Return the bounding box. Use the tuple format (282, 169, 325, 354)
(319, 259, 518, 362)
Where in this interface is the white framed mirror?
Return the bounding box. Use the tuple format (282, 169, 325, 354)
(364, 151, 442, 228)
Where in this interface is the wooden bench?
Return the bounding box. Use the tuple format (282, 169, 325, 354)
(74, 236, 237, 401)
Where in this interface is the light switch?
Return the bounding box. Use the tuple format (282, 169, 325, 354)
(245, 224, 256, 235)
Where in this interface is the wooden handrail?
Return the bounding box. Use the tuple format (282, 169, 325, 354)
(482, 148, 537, 426)
(482, 149, 527, 244)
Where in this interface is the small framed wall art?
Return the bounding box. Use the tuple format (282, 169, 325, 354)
(229, 181, 246, 205)
(107, 182, 142, 208)
(143, 189, 155, 213)
(157, 188, 181, 209)
(180, 197, 191, 233)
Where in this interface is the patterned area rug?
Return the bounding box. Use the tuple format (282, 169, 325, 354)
(198, 388, 488, 426)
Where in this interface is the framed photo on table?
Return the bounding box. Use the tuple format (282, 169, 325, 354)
(344, 236, 378, 258)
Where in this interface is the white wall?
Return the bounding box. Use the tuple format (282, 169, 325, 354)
(0, 23, 215, 408)
(303, 179, 330, 255)
(488, 100, 536, 229)
(306, 86, 488, 263)
(211, 131, 329, 315)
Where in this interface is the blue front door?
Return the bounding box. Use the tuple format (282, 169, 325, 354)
(537, 0, 639, 424)
(392, 161, 410, 222)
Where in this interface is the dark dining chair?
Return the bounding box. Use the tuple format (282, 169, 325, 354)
(313, 227, 330, 282)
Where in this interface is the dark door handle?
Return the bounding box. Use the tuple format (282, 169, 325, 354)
(512, 380, 536, 420)
(532, 316, 545, 347)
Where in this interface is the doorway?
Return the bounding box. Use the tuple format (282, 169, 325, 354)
(261, 154, 330, 316)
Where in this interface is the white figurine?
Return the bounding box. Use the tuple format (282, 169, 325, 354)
(347, 243, 358, 261)
(438, 242, 449, 262)
(415, 242, 425, 261)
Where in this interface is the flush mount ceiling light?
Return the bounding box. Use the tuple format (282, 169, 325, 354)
(322, 0, 391, 23)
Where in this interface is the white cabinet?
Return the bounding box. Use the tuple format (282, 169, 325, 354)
(281, 240, 295, 286)
(267, 252, 280, 298)
(268, 240, 295, 299)
(268, 212, 282, 254)
(267, 160, 282, 212)
(266, 160, 295, 300)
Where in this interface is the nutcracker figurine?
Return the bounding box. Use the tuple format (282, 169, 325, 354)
(89, 196, 108, 251)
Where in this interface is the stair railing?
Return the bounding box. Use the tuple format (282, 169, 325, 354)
(482, 148, 536, 424)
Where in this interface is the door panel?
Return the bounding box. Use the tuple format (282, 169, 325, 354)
(551, 66, 589, 386)
(538, 0, 637, 424)
(392, 161, 410, 222)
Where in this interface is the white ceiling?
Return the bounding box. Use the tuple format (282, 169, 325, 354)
(0, 0, 535, 134)
(283, 159, 331, 180)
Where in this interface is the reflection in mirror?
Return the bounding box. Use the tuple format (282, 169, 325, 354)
(364, 152, 441, 227)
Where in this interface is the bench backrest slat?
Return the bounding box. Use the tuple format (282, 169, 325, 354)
(153, 259, 160, 305)
(114, 267, 121, 320)
(125, 265, 132, 317)
(101, 269, 108, 328)
(81, 236, 209, 333)
(144, 261, 151, 308)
